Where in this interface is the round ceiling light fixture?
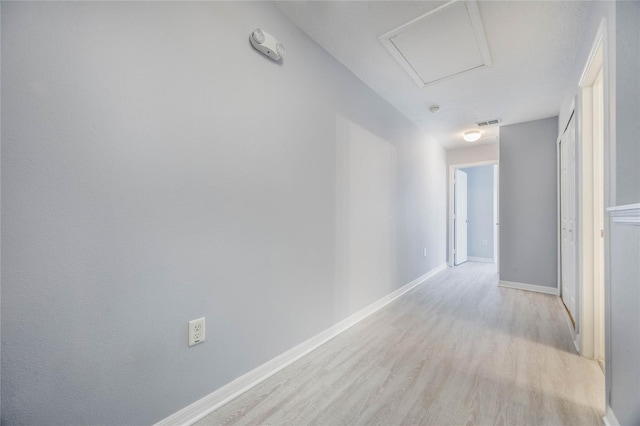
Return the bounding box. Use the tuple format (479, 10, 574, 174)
(463, 130, 482, 142)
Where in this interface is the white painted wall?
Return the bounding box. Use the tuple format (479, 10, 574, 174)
(0, 2, 446, 424)
(447, 143, 499, 166)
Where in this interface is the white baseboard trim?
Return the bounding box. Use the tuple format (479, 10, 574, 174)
(468, 257, 494, 263)
(498, 280, 559, 296)
(155, 263, 448, 426)
(603, 405, 620, 426)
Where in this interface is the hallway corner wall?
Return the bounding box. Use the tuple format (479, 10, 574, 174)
(499, 116, 558, 289)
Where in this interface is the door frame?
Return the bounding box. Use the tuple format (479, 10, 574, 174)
(574, 19, 610, 366)
(448, 160, 499, 268)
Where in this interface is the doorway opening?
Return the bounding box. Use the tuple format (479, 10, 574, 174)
(448, 161, 499, 268)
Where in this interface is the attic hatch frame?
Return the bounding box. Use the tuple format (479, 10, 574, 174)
(378, 0, 492, 88)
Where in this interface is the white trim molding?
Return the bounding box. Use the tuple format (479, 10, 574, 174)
(498, 280, 559, 296)
(603, 405, 621, 426)
(607, 203, 640, 225)
(468, 256, 494, 263)
(155, 263, 448, 426)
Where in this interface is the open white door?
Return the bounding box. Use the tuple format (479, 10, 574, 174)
(454, 169, 468, 265)
(560, 113, 577, 324)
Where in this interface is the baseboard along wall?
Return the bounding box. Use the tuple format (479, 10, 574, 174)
(603, 405, 620, 426)
(467, 257, 494, 263)
(155, 263, 449, 426)
(498, 280, 559, 296)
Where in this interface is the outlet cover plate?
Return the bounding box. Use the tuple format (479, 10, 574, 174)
(188, 317, 205, 347)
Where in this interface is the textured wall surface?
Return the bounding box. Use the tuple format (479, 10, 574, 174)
(499, 117, 558, 288)
(1, 2, 446, 424)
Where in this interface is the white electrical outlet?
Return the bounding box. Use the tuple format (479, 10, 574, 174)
(188, 317, 205, 347)
(423, 248, 427, 257)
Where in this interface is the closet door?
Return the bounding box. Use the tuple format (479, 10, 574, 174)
(560, 113, 577, 323)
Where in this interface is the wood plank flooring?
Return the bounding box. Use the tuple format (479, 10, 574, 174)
(195, 262, 604, 425)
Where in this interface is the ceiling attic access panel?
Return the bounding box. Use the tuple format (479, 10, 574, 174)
(379, 0, 492, 88)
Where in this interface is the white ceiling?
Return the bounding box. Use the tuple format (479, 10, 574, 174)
(276, 1, 592, 149)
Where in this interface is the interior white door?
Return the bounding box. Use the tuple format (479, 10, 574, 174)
(454, 169, 468, 265)
(560, 113, 577, 323)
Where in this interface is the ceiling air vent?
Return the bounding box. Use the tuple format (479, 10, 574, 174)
(476, 119, 502, 127)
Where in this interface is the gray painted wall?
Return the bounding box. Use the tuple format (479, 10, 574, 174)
(609, 2, 640, 424)
(461, 166, 494, 260)
(499, 117, 558, 288)
(609, 223, 640, 425)
(0, 1, 2, 420)
(0, 2, 446, 424)
(616, 1, 640, 206)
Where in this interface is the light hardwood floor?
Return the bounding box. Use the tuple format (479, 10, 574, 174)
(195, 262, 604, 425)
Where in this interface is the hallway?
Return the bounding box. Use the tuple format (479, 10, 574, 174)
(197, 262, 604, 425)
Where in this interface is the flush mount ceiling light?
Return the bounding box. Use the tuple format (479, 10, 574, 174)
(250, 28, 286, 61)
(429, 105, 440, 113)
(463, 130, 482, 142)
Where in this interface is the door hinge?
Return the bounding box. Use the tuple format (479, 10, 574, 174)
(601, 229, 605, 238)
